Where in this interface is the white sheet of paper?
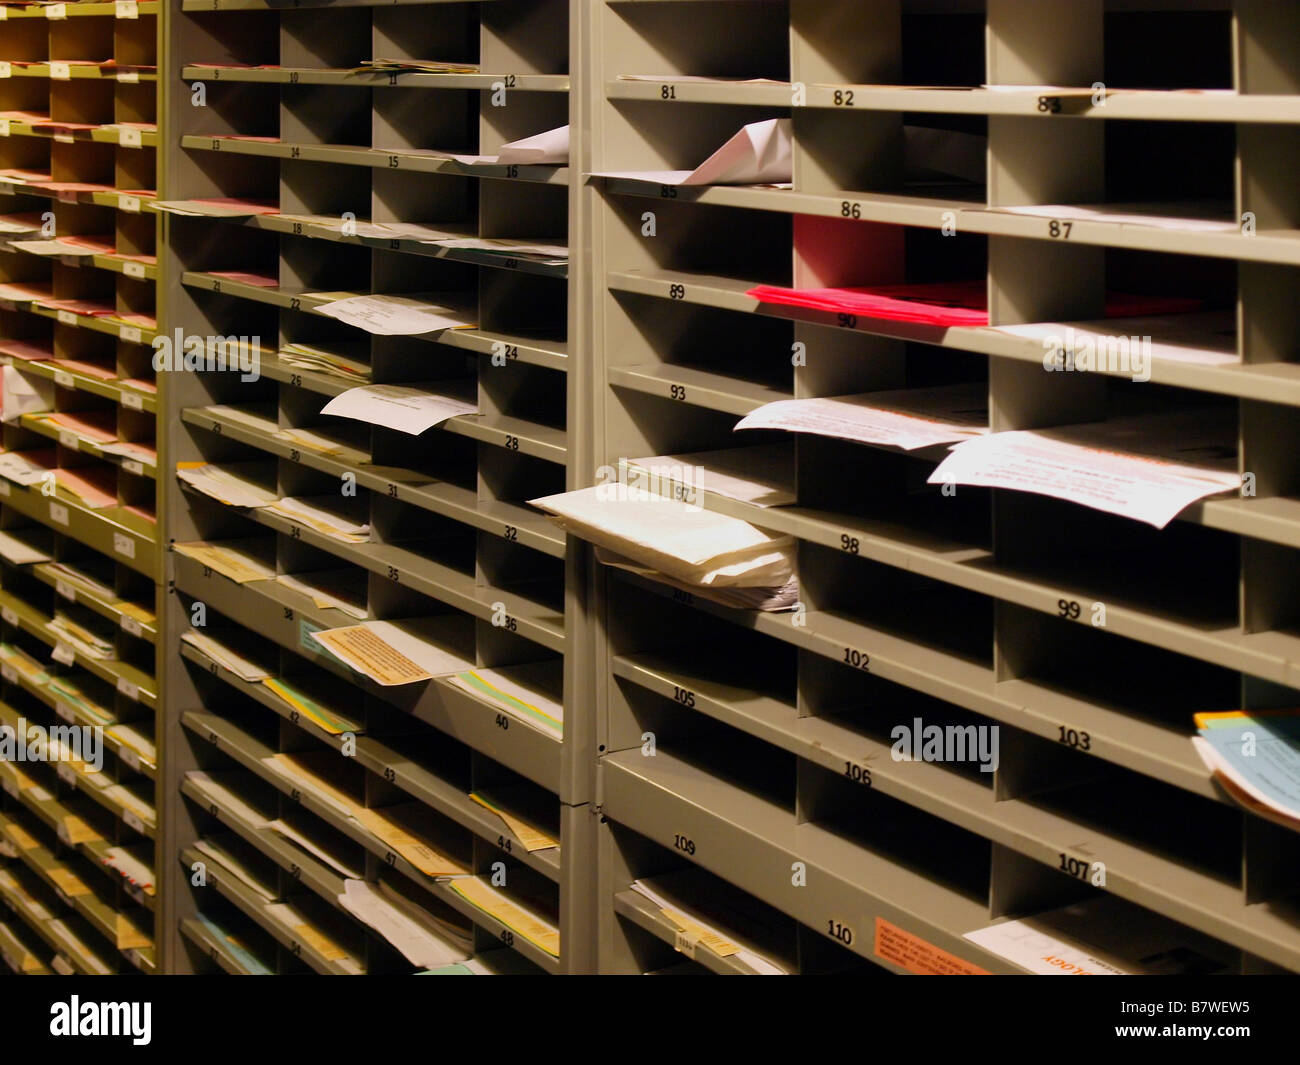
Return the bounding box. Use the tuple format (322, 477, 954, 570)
(445, 667, 564, 734)
(320, 385, 476, 435)
(314, 294, 473, 336)
(0, 530, 50, 564)
(735, 384, 988, 451)
(2, 365, 53, 423)
(275, 572, 367, 618)
(180, 630, 270, 682)
(338, 879, 469, 967)
(964, 919, 1130, 975)
(494, 124, 569, 165)
(928, 413, 1241, 528)
(594, 118, 792, 187)
(964, 895, 1233, 976)
(10, 239, 98, 256)
(994, 311, 1238, 368)
(0, 452, 51, 486)
(989, 201, 1237, 233)
(176, 464, 277, 509)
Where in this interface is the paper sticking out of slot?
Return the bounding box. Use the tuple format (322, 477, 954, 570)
(433, 125, 570, 168)
(965, 894, 1234, 975)
(531, 485, 794, 590)
(338, 879, 471, 968)
(0, 529, 51, 565)
(102, 845, 155, 896)
(274, 571, 367, 619)
(927, 409, 1241, 528)
(357, 58, 480, 75)
(278, 342, 371, 383)
(320, 384, 477, 434)
(594, 118, 792, 187)
(181, 630, 271, 682)
(313, 294, 475, 336)
(421, 235, 568, 263)
(2, 365, 53, 424)
(307, 620, 476, 686)
(446, 667, 563, 736)
(735, 383, 988, 451)
(493, 124, 569, 165)
(264, 496, 370, 542)
(446, 877, 560, 957)
(596, 548, 800, 612)
(175, 463, 278, 509)
(262, 677, 358, 735)
(469, 791, 559, 851)
(628, 876, 793, 971)
(1193, 710, 1300, 834)
(173, 541, 275, 584)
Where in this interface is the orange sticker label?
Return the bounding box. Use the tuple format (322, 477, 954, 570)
(874, 918, 989, 975)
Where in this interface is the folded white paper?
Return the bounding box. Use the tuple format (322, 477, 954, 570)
(595, 118, 792, 187)
(531, 485, 794, 588)
(2, 365, 53, 423)
(320, 385, 476, 435)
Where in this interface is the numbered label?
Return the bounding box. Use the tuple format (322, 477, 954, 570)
(1056, 725, 1091, 752)
(827, 919, 854, 945)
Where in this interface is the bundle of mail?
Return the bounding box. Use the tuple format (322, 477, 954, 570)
(531, 485, 797, 611)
